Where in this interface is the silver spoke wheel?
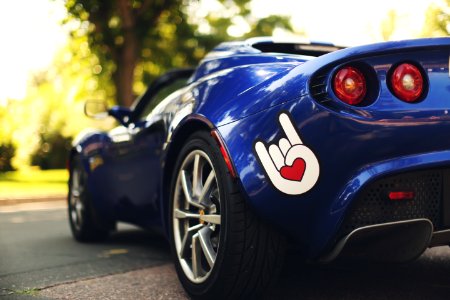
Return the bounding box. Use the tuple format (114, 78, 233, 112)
(69, 169, 84, 231)
(173, 150, 221, 283)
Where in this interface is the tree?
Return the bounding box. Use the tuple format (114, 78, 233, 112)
(422, 0, 450, 37)
(381, 10, 398, 41)
(3, 1, 291, 170)
(4, 35, 114, 170)
(64, 0, 292, 107)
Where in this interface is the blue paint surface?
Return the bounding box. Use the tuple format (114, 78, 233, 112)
(72, 37, 450, 259)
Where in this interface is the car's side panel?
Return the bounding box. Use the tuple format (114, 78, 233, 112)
(100, 120, 165, 227)
(73, 121, 167, 228)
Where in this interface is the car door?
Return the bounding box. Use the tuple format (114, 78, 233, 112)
(105, 69, 194, 227)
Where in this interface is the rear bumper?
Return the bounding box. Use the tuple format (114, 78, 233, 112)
(336, 167, 450, 239)
(319, 167, 450, 262)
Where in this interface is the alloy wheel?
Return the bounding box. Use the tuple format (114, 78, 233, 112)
(69, 168, 84, 231)
(172, 149, 221, 283)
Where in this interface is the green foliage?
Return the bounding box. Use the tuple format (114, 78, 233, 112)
(31, 133, 72, 170)
(422, 0, 450, 37)
(4, 1, 292, 170)
(0, 144, 15, 172)
(63, 0, 293, 106)
(381, 10, 398, 41)
(3, 35, 115, 170)
(12, 288, 40, 296)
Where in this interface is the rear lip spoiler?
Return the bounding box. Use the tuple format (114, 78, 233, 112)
(319, 218, 434, 263)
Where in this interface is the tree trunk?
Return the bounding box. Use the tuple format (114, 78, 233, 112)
(113, 34, 138, 107)
(115, 0, 139, 107)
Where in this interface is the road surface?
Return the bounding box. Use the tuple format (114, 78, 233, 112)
(1, 201, 450, 299)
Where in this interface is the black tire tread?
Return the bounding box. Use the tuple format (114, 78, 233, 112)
(68, 156, 112, 243)
(222, 187, 285, 299)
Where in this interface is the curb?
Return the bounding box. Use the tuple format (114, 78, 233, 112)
(0, 195, 66, 206)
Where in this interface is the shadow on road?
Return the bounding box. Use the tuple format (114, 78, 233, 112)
(85, 226, 450, 300)
(105, 227, 169, 250)
(105, 227, 450, 299)
(268, 247, 450, 299)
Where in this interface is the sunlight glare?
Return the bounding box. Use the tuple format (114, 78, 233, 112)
(251, 0, 443, 45)
(0, 0, 67, 101)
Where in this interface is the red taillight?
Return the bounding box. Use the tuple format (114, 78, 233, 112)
(333, 66, 367, 105)
(388, 191, 415, 201)
(390, 63, 424, 102)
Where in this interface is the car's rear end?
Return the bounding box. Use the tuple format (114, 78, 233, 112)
(215, 37, 450, 261)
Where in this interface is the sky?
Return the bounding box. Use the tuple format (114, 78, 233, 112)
(0, 0, 67, 102)
(0, 0, 444, 102)
(250, 0, 442, 45)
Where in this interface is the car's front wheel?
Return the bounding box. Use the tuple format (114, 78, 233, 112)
(68, 156, 113, 242)
(169, 131, 285, 299)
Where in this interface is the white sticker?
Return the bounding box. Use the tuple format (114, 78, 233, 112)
(254, 112, 320, 195)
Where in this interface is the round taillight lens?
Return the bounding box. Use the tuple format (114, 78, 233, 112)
(333, 67, 367, 105)
(390, 63, 424, 102)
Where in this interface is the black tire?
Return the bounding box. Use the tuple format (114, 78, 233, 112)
(68, 156, 113, 242)
(169, 131, 286, 299)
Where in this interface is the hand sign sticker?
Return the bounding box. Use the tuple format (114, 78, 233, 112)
(254, 111, 320, 195)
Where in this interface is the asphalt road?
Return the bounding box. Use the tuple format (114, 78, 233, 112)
(2, 202, 450, 299)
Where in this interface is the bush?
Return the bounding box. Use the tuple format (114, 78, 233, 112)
(0, 144, 15, 172)
(31, 133, 72, 170)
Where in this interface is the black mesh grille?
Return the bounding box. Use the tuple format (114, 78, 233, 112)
(338, 169, 444, 238)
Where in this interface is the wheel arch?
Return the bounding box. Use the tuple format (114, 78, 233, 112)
(67, 129, 103, 173)
(160, 116, 215, 236)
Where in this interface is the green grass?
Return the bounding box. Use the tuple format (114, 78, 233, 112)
(13, 288, 40, 296)
(0, 169, 68, 199)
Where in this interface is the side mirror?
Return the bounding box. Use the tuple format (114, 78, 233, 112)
(84, 100, 109, 119)
(84, 100, 132, 126)
(108, 106, 132, 126)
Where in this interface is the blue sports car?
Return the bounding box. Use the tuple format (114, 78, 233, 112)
(69, 37, 450, 299)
